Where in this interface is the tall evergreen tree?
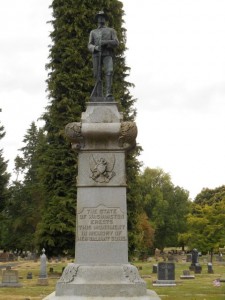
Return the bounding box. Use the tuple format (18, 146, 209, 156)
(38, 0, 141, 256)
(0, 109, 10, 210)
(0, 109, 10, 248)
(1, 122, 44, 251)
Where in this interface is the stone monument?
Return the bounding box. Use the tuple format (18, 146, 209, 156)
(43, 10, 160, 300)
(38, 248, 48, 286)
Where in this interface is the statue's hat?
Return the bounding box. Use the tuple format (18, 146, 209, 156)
(95, 11, 108, 21)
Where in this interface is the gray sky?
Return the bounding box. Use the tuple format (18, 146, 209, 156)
(1, 0, 225, 199)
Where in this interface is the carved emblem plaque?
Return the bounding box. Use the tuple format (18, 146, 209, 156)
(89, 154, 115, 183)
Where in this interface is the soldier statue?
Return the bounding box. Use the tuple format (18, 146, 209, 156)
(88, 11, 119, 100)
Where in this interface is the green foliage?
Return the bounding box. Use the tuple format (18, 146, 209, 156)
(138, 167, 191, 250)
(194, 185, 225, 206)
(183, 187, 225, 254)
(0, 110, 10, 212)
(0, 109, 10, 249)
(1, 123, 44, 251)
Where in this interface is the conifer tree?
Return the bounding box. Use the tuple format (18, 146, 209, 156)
(0, 109, 10, 247)
(0, 109, 10, 212)
(1, 122, 44, 251)
(38, 0, 141, 255)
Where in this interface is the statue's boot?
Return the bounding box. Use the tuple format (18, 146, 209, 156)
(105, 75, 113, 98)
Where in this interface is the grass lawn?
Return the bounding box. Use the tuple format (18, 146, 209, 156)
(0, 257, 224, 300)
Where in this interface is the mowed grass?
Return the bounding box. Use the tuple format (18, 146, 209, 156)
(0, 260, 65, 300)
(136, 258, 225, 300)
(0, 257, 224, 300)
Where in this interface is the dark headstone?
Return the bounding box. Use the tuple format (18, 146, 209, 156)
(180, 269, 195, 279)
(49, 267, 54, 273)
(27, 272, 33, 279)
(152, 264, 158, 273)
(194, 263, 202, 274)
(189, 248, 199, 270)
(153, 262, 176, 286)
(192, 249, 198, 264)
(158, 262, 175, 281)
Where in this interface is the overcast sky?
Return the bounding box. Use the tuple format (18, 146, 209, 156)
(1, 1, 225, 199)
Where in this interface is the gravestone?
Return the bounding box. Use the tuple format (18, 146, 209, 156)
(37, 249, 48, 286)
(0, 266, 22, 287)
(189, 248, 199, 271)
(194, 263, 202, 274)
(152, 264, 158, 273)
(180, 270, 195, 279)
(207, 262, 214, 274)
(153, 262, 176, 286)
(186, 254, 192, 262)
(27, 272, 33, 279)
(0, 252, 15, 262)
(167, 253, 174, 262)
(154, 248, 160, 261)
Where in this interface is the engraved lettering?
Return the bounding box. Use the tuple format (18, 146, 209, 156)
(77, 205, 127, 242)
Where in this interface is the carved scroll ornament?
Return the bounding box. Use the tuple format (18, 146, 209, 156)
(58, 263, 79, 283)
(118, 122, 137, 150)
(65, 122, 84, 150)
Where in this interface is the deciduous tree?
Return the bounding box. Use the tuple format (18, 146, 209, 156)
(138, 167, 190, 250)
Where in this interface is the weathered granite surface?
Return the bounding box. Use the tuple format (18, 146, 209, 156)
(43, 101, 160, 300)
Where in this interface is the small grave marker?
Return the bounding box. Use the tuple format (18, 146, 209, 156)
(180, 269, 195, 279)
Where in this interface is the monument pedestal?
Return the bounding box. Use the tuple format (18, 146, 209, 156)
(43, 101, 160, 300)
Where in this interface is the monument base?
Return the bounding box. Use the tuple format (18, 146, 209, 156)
(42, 263, 161, 300)
(153, 280, 176, 287)
(0, 283, 22, 287)
(37, 278, 49, 286)
(43, 290, 160, 300)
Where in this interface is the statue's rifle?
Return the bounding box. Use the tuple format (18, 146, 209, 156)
(91, 32, 103, 98)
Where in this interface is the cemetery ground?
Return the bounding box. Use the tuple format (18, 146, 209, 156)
(0, 257, 224, 300)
